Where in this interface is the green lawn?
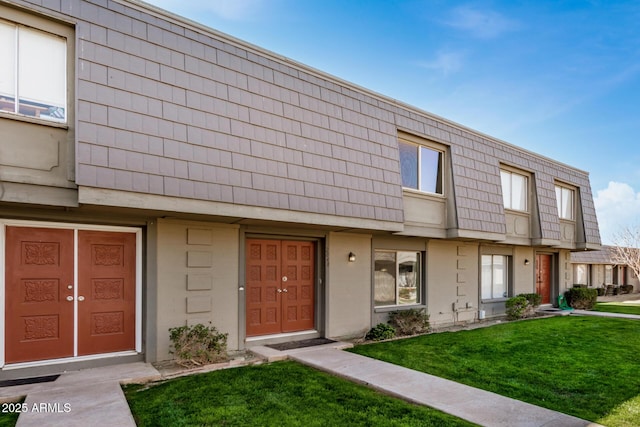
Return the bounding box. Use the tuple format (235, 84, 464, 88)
(124, 360, 477, 426)
(348, 316, 640, 426)
(0, 399, 24, 427)
(592, 301, 640, 316)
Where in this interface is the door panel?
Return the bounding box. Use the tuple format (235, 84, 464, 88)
(246, 239, 315, 337)
(5, 227, 74, 363)
(246, 240, 282, 336)
(281, 241, 315, 332)
(536, 254, 552, 304)
(77, 231, 136, 355)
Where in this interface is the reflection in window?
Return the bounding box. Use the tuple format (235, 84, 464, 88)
(481, 255, 509, 300)
(574, 264, 589, 285)
(374, 250, 421, 307)
(0, 20, 66, 122)
(399, 140, 443, 194)
(555, 186, 574, 220)
(500, 170, 527, 211)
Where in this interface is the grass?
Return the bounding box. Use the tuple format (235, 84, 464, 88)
(124, 360, 477, 426)
(348, 316, 640, 426)
(0, 398, 24, 427)
(592, 301, 640, 316)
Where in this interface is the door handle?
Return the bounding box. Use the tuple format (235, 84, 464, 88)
(277, 289, 282, 293)
(78, 296, 85, 302)
(66, 296, 74, 301)
(282, 289, 288, 293)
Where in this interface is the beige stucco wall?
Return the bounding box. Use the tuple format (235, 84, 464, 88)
(427, 240, 479, 327)
(513, 246, 535, 295)
(155, 219, 240, 361)
(325, 232, 372, 339)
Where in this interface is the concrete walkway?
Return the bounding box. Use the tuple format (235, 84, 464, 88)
(4, 305, 634, 427)
(250, 343, 602, 427)
(0, 362, 160, 427)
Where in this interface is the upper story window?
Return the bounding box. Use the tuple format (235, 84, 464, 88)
(0, 19, 66, 123)
(500, 169, 528, 211)
(555, 185, 575, 220)
(399, 138, 444, 195)
(374, 250, 422, 307)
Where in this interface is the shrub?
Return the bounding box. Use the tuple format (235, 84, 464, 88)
(564, 287, 598, 310)
(518, 293, 542, 308)
(169, 323, 228, 367)
(388, 308, 430, 336)
(365, 323, 396, 341)
(506, 296, 529, 320)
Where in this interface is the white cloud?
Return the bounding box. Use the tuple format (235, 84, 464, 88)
(145, 0, 267, 21)
(594, 181, 640, 244)
(417, 50, 464, 76)
(444, 6, 519, 39)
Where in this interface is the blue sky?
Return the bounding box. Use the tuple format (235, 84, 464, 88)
(145, 0, 640, 244)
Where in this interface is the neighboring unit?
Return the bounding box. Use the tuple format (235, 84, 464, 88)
(0, 0, 601, 378)
(571, 246, 639, 290)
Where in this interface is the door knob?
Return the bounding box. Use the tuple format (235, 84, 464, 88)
(78, 296, 85, 301)
(282, 276, 288, 282)
(277, 289, 282, 293)
(282, 289, 288, 293)
(66, 296, 73, 301)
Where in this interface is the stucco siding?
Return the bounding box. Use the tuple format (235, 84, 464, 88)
(427, 240, 478, 327)
(325, 232, 371, 339)
(155, 219, 239, 361)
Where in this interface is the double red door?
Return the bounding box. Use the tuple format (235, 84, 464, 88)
(5, 226, 136, 364)
(246, 239, 315, 336)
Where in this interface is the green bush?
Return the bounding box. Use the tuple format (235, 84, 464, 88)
(388, 308, 430, 336)
(518, 293, 542, 307)
(506, 296, 529, 320)
(564, 288, 598, 310)
(365, 323, 396, 341)
(169, 323, 228, 367)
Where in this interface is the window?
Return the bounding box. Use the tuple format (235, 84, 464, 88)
(399, 140, 443, 194)
(481, 255, 510, 300)
(574, 264, 589, 286)
(500, 170, 527, 211)
(555, 185, 574, 220)
(374, 250, 422, 307)
(605, 265, 613, 284)
(0, 19, 66, 122)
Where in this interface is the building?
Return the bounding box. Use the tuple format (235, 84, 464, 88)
(0, 0, 601, 378)
(571, 246, 639, 290)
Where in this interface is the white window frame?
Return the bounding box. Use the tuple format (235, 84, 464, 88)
(500, 169, 528, 212)
(374, 250, 423, 307)
(0, 9, 71, 125)
(481, 254, 510, 300)
(555, 185, 575, 220)
(398, 138, 445, 195)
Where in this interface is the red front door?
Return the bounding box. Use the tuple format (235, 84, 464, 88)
(536, 254, 552, 304)
(77, 230, 137, 356)
(246, 239, 315, 337)
(5, 227, 75, 363)
(5, 226, 137, 364)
